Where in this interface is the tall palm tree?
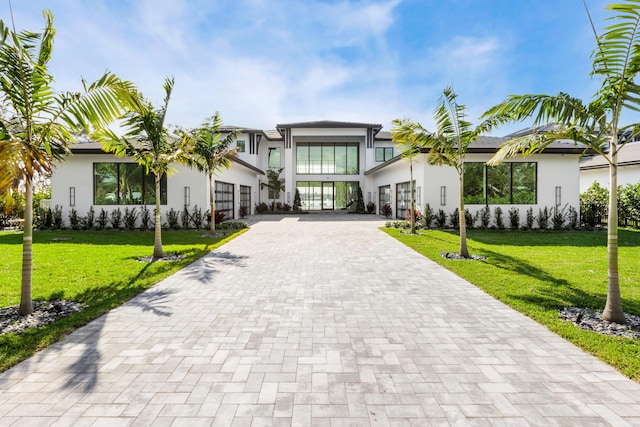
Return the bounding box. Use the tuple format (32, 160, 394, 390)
(0, 10, 135, 315)
(481, 1, 640, 323)
(186, 113, 239, 234)
(391, 120, 422, 233)
(394, 87, 488, 254)
(94, 77, 192, 259)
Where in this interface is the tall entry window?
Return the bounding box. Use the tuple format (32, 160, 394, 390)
(268, 147, 281, 168)
(215, 181, 234, 220)
(296, 143, 359, 174)
(396, 181, 414, 219)
(240, 185, 251, 214)
(94, 163, 167, 205)
(379, 185, 391, 214)
(296, 181, 359, 210)
(463, 162, 537, 204)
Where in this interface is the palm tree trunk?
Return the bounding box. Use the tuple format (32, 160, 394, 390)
(153, 174, 164, 259)
(19, 180, 34, 316)
(458, 172, 469, 258)
(209, 174, 216, 234)
(602, 139, 624, 323)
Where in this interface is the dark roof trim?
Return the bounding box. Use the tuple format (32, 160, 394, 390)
(230, 156, 265, 175)
(580, 159, 640, 170)
(364, 155, 403, 175)
(68, 143, 265, 175)
(276, 120, 382, 128)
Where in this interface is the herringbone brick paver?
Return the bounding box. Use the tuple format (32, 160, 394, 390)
(1, 214, 639, 426)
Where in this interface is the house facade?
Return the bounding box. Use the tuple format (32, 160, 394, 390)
(50, 120, 585, 227)
(579, 141, 640, 192)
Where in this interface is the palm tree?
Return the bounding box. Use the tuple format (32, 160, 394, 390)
(94, 77, 192, 259)
(391, 120, 422, 234)
(394, 87, 488, 255)
(261, 168, 285, 206)
(480, 1, 640, 324)
(186, 113, 239, 235)
(0, 10, 135, 315)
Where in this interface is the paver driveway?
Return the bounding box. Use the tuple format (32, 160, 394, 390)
(1, 215, 640, 426)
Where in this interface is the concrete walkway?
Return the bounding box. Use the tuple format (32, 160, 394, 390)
(1, 215, 640, 426)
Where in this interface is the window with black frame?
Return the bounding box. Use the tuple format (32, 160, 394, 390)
(375, 147, 393, 162)
(396, 181, 414, 219)
(93, 163, 167, 205)
(463, 162, 536, 204)
(215, 181, 234, 220)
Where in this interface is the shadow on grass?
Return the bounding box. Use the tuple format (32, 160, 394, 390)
(477, 247, 640, 316)
(463, 229, 640, 248)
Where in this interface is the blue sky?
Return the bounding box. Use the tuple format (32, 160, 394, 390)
(1, 0, 614, 135)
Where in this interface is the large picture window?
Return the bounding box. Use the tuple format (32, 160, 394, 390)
(296, 181, 359, 210)
(94, 163, 166, 205)
(463, 162, 537, 204)
(215, 181, 234, 220)
(296, 143, 359, 175)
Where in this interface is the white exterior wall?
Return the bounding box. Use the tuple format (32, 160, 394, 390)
(368, 152, 581, 226)
(51, 152, 261, 227)
(580, 165, 640, 192)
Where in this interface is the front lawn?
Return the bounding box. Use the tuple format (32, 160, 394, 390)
(384, 228, 640, 381)
(0, 229, 246, 372)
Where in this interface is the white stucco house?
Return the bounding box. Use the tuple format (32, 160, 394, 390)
(580, 141, 640, 192)
(50, 120, 587, 227)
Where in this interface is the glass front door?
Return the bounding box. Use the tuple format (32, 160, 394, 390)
(322, 182, 334, 210)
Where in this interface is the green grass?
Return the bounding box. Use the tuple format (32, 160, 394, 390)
(384, 228, 640, 381)
(0, 229, 246, 372)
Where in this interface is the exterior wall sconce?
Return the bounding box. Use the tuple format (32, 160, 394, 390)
(416, 186, 421, 206)
(287, 192, 291, 204)
(184, 186, 191, 206)
(367, 192, 372, 204)
(69, 187, 75, 207)
(555, 186, 561, 206)
(440, 186, 446, 206)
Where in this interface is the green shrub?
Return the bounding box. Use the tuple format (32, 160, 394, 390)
(580, 181, 608, 227)
(508, 207, 520, 229)
(217, 221, 249, 230)
(139, 206, 151, 231)
(181, 206, 191, 229)
(525, 207, 535, 230)
(449, 208, 459, 229)
(464, 208, 474, 229)
(82, 206, 95, 230)
(494, 207, 505, 230)
(68, 208, 81, 230)
(479, 206, 491, 229)
(435, 209, 447, 228)
(552, 205, 566, 230)
(423, 203, 433, 228)
(166, 208, 180, 230)
(52, 205, 63, 229)
(124, 207, 139, 230)
(96, 208, 108, 230)
(109, 208, 122, 230)
(191, 205, 203, 229)
(537, 207, 550, 230)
